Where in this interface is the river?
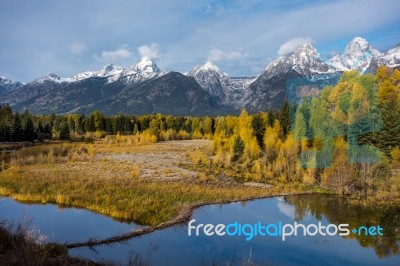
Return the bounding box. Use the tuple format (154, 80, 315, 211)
(0, 194, 399, 265)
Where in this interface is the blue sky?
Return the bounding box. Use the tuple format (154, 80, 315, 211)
(1, 0, 399, 82)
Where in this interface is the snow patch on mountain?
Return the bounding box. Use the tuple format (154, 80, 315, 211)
(262, 42, 336, 79)
(120, 57, 165, 84)
(30, 57, 165, 86)
(378, 44, 400, 67)
(187, 61, 255, 107)
(32, 73, 72, 84)
(328, 37, 383, 72)
(0, 77, 24, 95)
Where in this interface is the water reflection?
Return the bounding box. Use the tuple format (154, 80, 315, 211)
(1, 195, 399, 265)
(0, 197, 138, 243)
(276, 198, 296, 219)
(285, 194, 400, 258)
(71, 195, 400, 265)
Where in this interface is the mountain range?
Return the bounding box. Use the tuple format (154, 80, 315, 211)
(1, 37, 399, 115)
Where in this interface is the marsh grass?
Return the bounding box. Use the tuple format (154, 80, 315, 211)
(0, 162, 293, 226)
(0, 140, 302, 226)
(8, 143, 94, 167)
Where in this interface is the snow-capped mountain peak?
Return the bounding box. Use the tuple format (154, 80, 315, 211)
(291, 42, 320, 66)
(329, 37, 383, 72)
(135, 56, 160, 73)
(384, 44, 400, 64)
(71, 71, 96, 81)
(98, 63, 124, 76)
(96, 63, 124, 82)
(188, 60, 223, 76)
(365, 43, 400, 72)
(0, 77, 11, 84)
(187, 61, 228, 97)
(202, 60, 221, 71)
(123, 57, 160, 75)
(187, 61, 254, 107)
(49, 58, 163, 84)
(45, 73, 61, 80)
(118, 57, 163, 84)
(71, 64, 124, 82)
(346, 37, 369, 52)
(263, 41, 335, 77)
(0, 77, 24, 95)
(33, 73, 71, 84)
(387, 43, 400, 55)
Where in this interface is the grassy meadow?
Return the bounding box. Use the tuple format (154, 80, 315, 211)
(0, 138, 309, 227)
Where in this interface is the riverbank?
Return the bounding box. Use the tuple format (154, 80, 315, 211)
(0, 220, 100, 265)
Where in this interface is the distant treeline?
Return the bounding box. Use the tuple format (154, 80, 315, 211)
(0, 101, 290, 143)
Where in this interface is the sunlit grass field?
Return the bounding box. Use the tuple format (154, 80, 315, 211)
(0, 139, 308, 226)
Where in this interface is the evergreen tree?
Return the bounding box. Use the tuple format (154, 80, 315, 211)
(138, 116, 150, 131)
(85, 116, 96, 132)
(67, 115, 76, 133)
(232, 135, 244, 161)
(113, 115, 125, 133)
(267, 107, 275, 126)
(36, 121, 45, 142)
(11, 113, 24, 142)
(78, 114, 86, 134)
(23, 116, 35, 142)
(0, 124, 11, 142)
(44, 123, 52, 139)
(59, 122, 71, 140)
(251, 112, 267, 148)
(0, 105, 13, 141)
(377, 74, 400, 153)
(279, 99, 290, 137)
(123, 116, 133, 134)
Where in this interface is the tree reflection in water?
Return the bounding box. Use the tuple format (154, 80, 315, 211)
(285, 194, 400, 258)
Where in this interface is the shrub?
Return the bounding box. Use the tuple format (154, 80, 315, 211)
(190, 149, 209, 166)
(390, 147, 400, 167)
(131, 166, 141, 178)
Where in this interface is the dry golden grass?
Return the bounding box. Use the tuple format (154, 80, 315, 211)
(0, 139, 301, 226)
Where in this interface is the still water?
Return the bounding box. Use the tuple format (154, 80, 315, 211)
(1, 195, 399, 266)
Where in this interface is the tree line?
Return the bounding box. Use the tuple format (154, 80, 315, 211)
(0, 104, 290, 143)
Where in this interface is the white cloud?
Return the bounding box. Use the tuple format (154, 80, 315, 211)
(96, 45, 133, 62)
(208, 48, 244, 62)
(277, 200, 296, 219)
(204, 4, 224, 15)
(138, 43, 160, 59)
(69, 42, 87, 55)
(278, 37, 312, 56)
